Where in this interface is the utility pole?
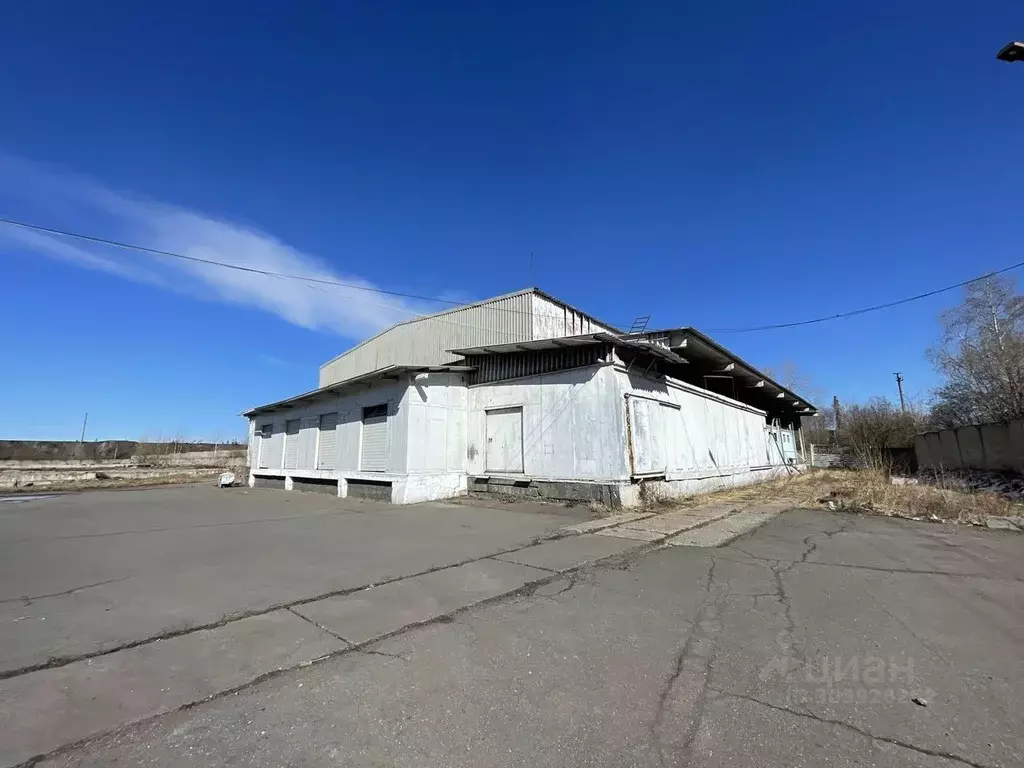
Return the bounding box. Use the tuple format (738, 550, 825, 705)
(832, 396, 841, 437)
(894, 373, 906, 413)
(80, 412, 89, 443)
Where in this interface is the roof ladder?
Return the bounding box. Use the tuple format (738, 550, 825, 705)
(628, 315, 650, 334)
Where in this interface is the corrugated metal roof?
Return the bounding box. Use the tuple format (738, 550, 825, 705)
(319, 287, 621, 370)
(449, 333, 689, 365)
(243, 365, 474, 417)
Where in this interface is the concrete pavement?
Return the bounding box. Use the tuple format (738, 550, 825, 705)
(0, 486, 587, 676)
(3, 488, 1022, 767)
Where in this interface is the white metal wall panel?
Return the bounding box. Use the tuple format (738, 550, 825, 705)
(485, 406, 524, 473)
(360, 405, 389, 472)
(316, 412, 339, 469)
(283, 419, 300, 469)
(530, 293, 616, 340)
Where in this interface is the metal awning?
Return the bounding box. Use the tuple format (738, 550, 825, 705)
(639, 328, 817, 415)
(449, 333, 689, 366)
(452, 328, 815, 417)
(243, 364, 475, 417)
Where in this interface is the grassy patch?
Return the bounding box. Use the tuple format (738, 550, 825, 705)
(675, 469, 1022, 525)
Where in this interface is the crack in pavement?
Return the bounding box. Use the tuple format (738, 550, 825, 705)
(533, 572, 583, 601)
(285, 607, 352, 646)
(649, 556, 729, 767)
(716, 550, 1023, 583)
(0, 532, 599, 681)
(0, 576, 134, 606)
(357, 648, 407, 661)
(739, 521, 852, 682)
(711, 688, 998, 768)
(4, 548, 646, 768)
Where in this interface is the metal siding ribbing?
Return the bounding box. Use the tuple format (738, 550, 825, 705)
(360, 407, 389, 471)
(283, 419, 300, 469)
(466, 344, 610, 385)
(319, 292, 534, 386)
(316, 412, 338, 469)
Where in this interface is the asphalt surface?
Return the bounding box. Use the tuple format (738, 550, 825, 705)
(2, 489, 1021, 767)
(0, 486, 587, 676)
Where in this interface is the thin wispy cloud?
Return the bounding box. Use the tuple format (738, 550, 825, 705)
(0, 157, 431, 338)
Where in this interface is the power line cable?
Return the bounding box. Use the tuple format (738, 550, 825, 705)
(705, 261, 1024, 333)
(3, 216, 1021, 335)
(0, 216, 633, 327)
(0, 215, 610, 347)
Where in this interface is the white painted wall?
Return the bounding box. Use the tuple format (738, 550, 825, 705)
(530, 293, 616, 339)
(613, 368, 784, 481)
(249, 378, 409, 475)
(467, 365, 628, 480)
(405, 372, 468, 474)
(248, 358, 795, 506)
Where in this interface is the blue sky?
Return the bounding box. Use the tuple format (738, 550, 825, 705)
(1, 1, 1022, 440)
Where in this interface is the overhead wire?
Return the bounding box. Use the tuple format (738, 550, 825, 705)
(0, 216, 629, 328)
(2, 216, 1021, 335)
(705, 260, 1024, 333)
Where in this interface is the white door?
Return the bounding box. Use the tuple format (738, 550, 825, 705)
(360, 404, 389, 472)
(284, 419, 300, 469)
(629, 398, 669, 475)
(486, 407, 524, 473)
(317, 413, 338, 469)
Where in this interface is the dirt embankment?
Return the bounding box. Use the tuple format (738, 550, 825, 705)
(0, 446, 247, 493)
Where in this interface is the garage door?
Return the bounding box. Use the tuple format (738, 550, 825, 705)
(317, 412, 338, 469)
(360, 404, 389, 472)
(486, 406, 524, 473)
(284, 419, 300, 469)
(257, 423, 278, 469)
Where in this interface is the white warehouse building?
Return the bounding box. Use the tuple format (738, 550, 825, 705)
(244, 288, 815, 507)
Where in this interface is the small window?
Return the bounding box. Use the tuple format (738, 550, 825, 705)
(259, 424, 273, 438)
(362, 404, 388, 419)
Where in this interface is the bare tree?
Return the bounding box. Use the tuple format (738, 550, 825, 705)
(763, 360, 834, 443)
(841, 396, 926, 466)
(928, 275, 1024, 427)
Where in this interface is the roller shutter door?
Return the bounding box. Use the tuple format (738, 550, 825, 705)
(257, 423, 277, 469)
(360, 404, 389, 472)
(317, 412, 338, 469)
(284, 419, 300, 469)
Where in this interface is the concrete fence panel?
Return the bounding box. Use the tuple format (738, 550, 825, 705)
(938, 430, 962, 469)
(979, 423, 1011, 470)
(955, 426, 984, 468)
(914, 435, 932, 469)
(916, 419, 1024, 473)
(1008, 419, 1024, 470)
(925, 433, 943, 469)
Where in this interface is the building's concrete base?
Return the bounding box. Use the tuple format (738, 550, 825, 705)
(469, 476, 623, 507)
(469, 465, 804, 509)
(247, 470, 467, 505)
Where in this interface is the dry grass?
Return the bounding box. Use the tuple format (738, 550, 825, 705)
(674, 468, 1022, 525)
